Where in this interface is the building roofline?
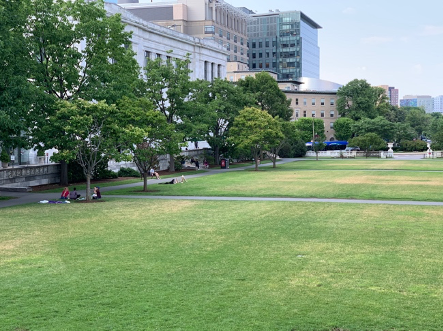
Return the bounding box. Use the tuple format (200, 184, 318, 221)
(283, 90, 337, 95)
(250, 10, 322, 29)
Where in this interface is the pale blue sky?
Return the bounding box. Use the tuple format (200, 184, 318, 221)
(227, 0, 443, 98)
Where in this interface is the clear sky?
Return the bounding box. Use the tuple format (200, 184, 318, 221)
(226, 0, 443, 98)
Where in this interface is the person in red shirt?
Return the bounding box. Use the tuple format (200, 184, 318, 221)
(60, 187, 69, 199)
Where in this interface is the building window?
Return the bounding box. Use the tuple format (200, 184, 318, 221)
(259, 41, 262, 48)
(218, 64, 222, 78)
(303, 110, 307, 117)
(295, 98, 299, 105)
(265, 62, 270, 68)
(311, 98, 316, 106)
(227, 32, 230, 40)
(312, 111, 316, 117)
(259, 63, 263, 68)
(240, 38, 244, 45)
(330, 110, 335, 117)
(265, 40, 269, 47)
(265, 51, 269, 58)
(321, 111, 325, 118)
(303, 98, 307, 106)
(234, 55, 237, 61)
(252, 52, 256, 59)
(252, 41, 256, 48)
(144, 50, 151, 65)
(295, 110, 299, 118)
(330, 98, 335, 106)
(219, 28, 223, 37)
(204, 25, 215, 34)
(259, 52, 262, 58)
(330, 122, 334, 128)
(321, 98, 325, 106)
(234, 35, 237, 43)
(234, 45, 237, 53)
(240, 48, 244, 55)
(226, 43, 230, 51)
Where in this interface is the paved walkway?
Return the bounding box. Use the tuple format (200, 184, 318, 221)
(2, 157, 443, 208)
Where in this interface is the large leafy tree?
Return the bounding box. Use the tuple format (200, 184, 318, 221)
(137, 54, 192, 171)
(294, 118, 326, 143)
(116, 97, 178, 191)
(237, 72, 292, 120)
(48, 100, 129, 200)
(268, 120, 302, 167)
(0, 0, 34, 153)
(337, 79, 390, 121)
(183, 78, 253, 164)
(26, 0, 139, 184)
(352, 116, 396, 142)
(229, 107, 284, 171)
(333, 117, 354, 141)
(348, 133, 386, 157)
(405, 107, 431, 138)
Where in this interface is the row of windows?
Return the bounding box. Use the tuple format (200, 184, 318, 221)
(295, 110, 335, 118)
(208, 27, 244, 45)
(294, 98, 335, 106)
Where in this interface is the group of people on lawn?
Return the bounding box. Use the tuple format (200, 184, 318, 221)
(60, 186, 101, 200)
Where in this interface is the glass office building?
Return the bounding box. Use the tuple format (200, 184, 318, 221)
(247, 10, 321, 80)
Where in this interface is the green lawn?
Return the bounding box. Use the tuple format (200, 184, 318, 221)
(1, 200, 443, 330)
(105, 160, 443, 202)
(35, 170, 205, 193)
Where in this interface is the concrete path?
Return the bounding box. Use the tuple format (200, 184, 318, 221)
(2, 157, 442, 208)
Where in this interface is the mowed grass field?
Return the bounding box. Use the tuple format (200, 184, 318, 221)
(1, 199, 443, 331)
(2, 159, 443, 330)
(105, 160, 443, 202)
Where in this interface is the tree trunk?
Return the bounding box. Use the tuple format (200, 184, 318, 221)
(59, 160, 69, 186)
(143, 172, 148, 191)
(214, 145, 220, 165)
(168, 154, 175, 172)
(316, 152, 319, 161)
(86, 173, 91, 201)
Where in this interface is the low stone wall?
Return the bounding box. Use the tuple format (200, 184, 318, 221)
(0, 164, 61, 190)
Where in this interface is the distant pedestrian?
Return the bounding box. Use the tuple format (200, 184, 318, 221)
(195, 160, 200, 170)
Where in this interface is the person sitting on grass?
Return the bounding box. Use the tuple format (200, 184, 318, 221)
(60, 187, 69, 199)
(92, 186, 101, 199)
(69, 187, 81, 200)
(180, 175, 187, 183)
(154, 172, 160, 179)
(160, 178, 177, 184)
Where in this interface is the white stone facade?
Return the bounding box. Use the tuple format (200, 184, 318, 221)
(106, 2, 228, 81)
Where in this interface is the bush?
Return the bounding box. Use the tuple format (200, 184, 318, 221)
(0, 149, 9, 163)
(400, 140, 427, 152)
(118, 167, 140, 177)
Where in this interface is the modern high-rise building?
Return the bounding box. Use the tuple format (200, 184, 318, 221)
(246, 9, 321, 80)
(400, 95, 434, 113)
(117, 0, 250, 65)
(434, 95, 443, 113)
(378, 85, 399, 107)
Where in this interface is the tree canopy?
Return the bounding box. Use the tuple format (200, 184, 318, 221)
(229, 107, 284, 170)
(237, 72, 293, 120)
(336, 79, 390, 121)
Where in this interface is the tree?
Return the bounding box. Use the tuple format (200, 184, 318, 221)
(352, 116, 396, 141)
(229, 107, 284, 171)
(237, 72, 293, 120)
(116, 97, 178, 191)
(336, 79, 390, 121)
(333, 117, 354, 141)
(0, 0, 34, 153)
(405, 107, 431, 138)
(183, 78, 254, 164)
(348, 133, 386, 157)
(26, 0, 140, 185)
(48, 100, 128, 201)
(294, 118, 326, 143)
(138, 54, 192, 171)
(268, 121, 302, 167)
